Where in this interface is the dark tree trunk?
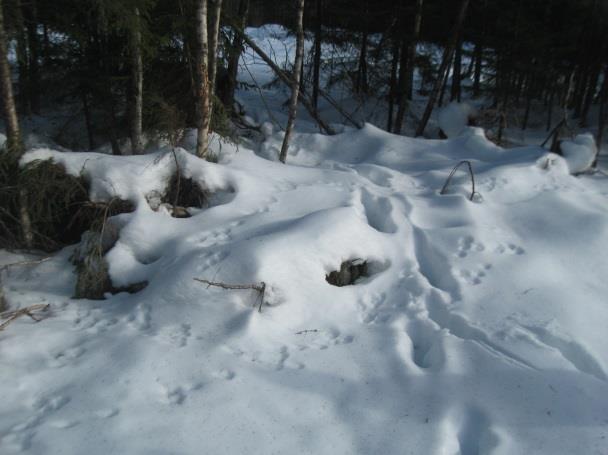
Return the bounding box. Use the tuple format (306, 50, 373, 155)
(473, 42, 482, 97)
(450, 37, 462, 102)
(81, 88, 95, 150)
(23, 1, 40, 114)
(279, 0, 305, 163)
(416, 0, 470, 137)
(312, 0, 322, 113)
(356, 28, 368, 94)
(593, 64, 608, 167)
(129, 7, 144, 155)
(223, 0, 249, 110)
(394, 0, 423, 133)
(522, 75, 533, 130)
(580, 64, 601, 127)
(387, 38, 399, 133)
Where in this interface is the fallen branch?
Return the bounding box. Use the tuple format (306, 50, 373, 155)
(0, 304, 50, 331)
(194, 278, 266, 312)
(440, 160, 478, 201)
(295, 329, 319, 335)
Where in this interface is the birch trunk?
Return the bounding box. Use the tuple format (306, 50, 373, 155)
(196, 0, 211, 158)
(279, 0, 305, 163)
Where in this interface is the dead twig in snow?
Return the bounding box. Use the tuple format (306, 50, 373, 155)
(194, 278, 266, 312)
(0, 304, 50, 331)
(440, 160, 478, 201)
(295, 329, 319, 335)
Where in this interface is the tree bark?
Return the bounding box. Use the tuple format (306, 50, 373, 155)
(472, 42, 482, 97)
(0, 0, 22, 156)
(129, 7, 144, 155)
(223, 0, 249, 110)
(23, 0, 40, 114)
(416, 0, 469, 137)
(208, 0, 223, 101)
(394, 0, 423, 133)
(387, 38, 399, 132)
(279, 0, 305, 163)
(356, 29, 368, 94)
(312, 0, 322, 113)
(593, 64, 608, 167)
(450, 37, 462, 102)
(196, 0, 211, 158)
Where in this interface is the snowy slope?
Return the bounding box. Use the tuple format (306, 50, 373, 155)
(2, 121, 608, 454)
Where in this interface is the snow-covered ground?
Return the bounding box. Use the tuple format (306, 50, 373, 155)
(2, 26, 608, 455)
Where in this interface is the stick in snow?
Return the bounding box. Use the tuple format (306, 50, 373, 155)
(440, 160, 478, 201)
(0, 304, 50, 331)
(194, 278, 266, 312)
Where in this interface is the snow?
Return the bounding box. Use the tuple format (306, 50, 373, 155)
(560, 133, 597, 174)
(437, 102, 476, 138)
(2, 25, 608, 455)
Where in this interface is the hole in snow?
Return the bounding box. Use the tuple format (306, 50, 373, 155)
(326, 259, 388, 287)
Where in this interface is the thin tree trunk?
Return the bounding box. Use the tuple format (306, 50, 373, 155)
(279, 0, 305, 163)
(196, 0, 211, 158)
(208, 0, 223, 101)
(230, 20, 337, 133)
(1, 0, 32, 248)
(312, 0, 322, 113)
(416, 0, 469, 137)
(473, 42, 482, 97)
(438, 54, 452, 107)
(522, 75, 532, 130)
(394, 0, 423, 133)
(450, 37, 462, 102)
(356, 29, 368, 94)
(23, 1, 40, 114)
(387, 38, 399, 132)
(223, 0, 248, 110)
(580, 63, 601, 127)
(546, 80, 554, 131)
(406, 0, 423, 101)
(593, 64, 608, 167)
(14, 2, 29, 115)
(130, 7, 144, 154)
(0, 1, 22, 156)
(81, 88, 95, 150)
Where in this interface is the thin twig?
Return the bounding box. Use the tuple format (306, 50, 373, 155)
(194, 278, 267, 312)
(440, 160, 478, 201)
(0, 304, 50, 331)
(295, 329, 319, 335)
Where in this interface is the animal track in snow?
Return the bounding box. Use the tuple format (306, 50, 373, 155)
(156, 381, 203, 405)
(357, 292, 391, 324)
(455, 236, 485, 258)
(227, 345, 303, 371)
(295, 327, 354, 351)
(360, 188, 398, 234)
(156, 323, 191, 348)
(495, 243, 525, 255)
(458, 264, 492, 286)
(404, 318, 445, 369)
(520, 324, 607, 382)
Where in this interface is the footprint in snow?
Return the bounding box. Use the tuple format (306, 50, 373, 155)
(455, 235, 485, 258)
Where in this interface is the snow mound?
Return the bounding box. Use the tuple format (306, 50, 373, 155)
(438, 102, 476, 138)
(560, 133, 597, 174)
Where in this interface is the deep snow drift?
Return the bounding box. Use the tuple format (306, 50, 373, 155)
(2, 24, 608, 455)
(2, 123, 608, 454)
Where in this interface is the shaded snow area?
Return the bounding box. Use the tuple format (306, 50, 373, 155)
(2, 123, 608, 454)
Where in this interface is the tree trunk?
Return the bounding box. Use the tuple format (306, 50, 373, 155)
(416, 0, 469, 137)
(580, 63, 601, 127)
(312, 0, 322, 113)
(81, 88, 95, 150)
(593, 64, 608, 167)
(279, 0, 305, 163)
(522, 75, 532, 130)
(23, 1, 40, 114)
(223, 0, 248, 110)
(208, 0, 223, 101)
(0, 1, 22, 156)
(394, 0, 423, 133)
(196, 0, 211, 158)
(387, 38, 399, 132)
(450, 37, 462, 102)
(473, 42, 482, 97)
(130, 7, 144, 155)
(356, 29, 368, 94)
